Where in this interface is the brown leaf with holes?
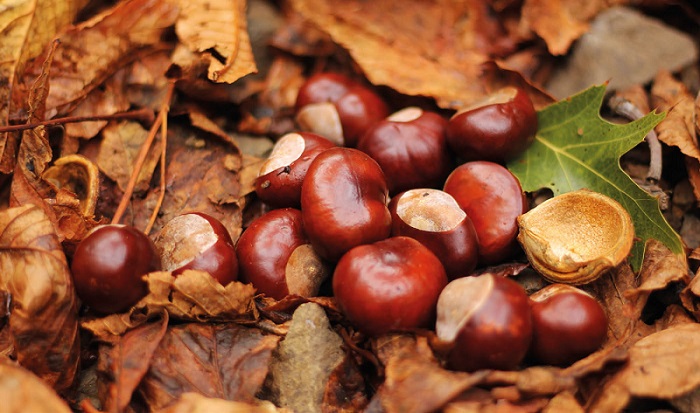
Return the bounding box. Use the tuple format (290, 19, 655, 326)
(174, 0, 257, 83)
(651, 70, 700, 160)
(0, 360, 73, 413)
(95, 311, 169, 413)
(139, 322, 280, 411)
(0, 205, 80, 392)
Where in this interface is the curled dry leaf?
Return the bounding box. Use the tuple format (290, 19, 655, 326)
(174, 0, 257, 83)
(651, 70, 700, 160)
(517, 189, 635, 285)
(82, 270, 256, 338)
(139, 322, 280, 411)
(591, 323, 700, 412)
(0, 361, 73, 413)
(0, 205, 80, 391)
(623, 239, 690, 303)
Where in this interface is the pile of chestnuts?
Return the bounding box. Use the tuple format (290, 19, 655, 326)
(70, 72, 609, 373)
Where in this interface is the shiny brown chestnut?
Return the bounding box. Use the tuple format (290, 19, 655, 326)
(446, 87, 537, 163)
(436, 273, 533, 372)
(443, 161, 528, 266)
(154, 212, 238, 286)
(255, 132, 335, 208)
(389, 188, 479, 279)
(236, 208, 329, 300)
(301, 147, 392, 262)
(295, 72, 389, 147)
(357, 107, 453, 195)
(333, 236, 448, 336)
(529, 284, 608, 366)
(71, 224, 160, 314)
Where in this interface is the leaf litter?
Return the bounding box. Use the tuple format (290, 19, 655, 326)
(0, 0, 699, 412)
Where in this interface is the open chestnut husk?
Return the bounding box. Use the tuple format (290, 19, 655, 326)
(517, 189, 634, 285)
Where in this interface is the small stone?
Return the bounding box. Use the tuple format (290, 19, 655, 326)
(546, 6, 698, 98)
(267, 302, 345, 413)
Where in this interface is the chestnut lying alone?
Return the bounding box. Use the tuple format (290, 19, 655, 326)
(236, 208, 329, 300)
(71, 224, 160, 314)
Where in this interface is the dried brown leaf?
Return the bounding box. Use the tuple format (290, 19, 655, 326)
(82, 270, 256, 338)
(623, 239, 690, 302)
(96, 311, 169, 413)
(651, 70, 700, 160)
(96, 121, 162, 194)
(289, 0, 551, 109)
(26, 0, 178, 115)
(542, 391, 585, 413)
(0, 0, 87, 173)
(592, 323, 700, 412)
(174, 0, 257, 83)
(0, 360, 73, 413)
(154, 393, 287, 413)
(520, 0, 628, 55)
(0, 205, 80, 391)
(139, 322, 280, 411)
(127, 123, 243, 237)
(366, 341, 488, 413)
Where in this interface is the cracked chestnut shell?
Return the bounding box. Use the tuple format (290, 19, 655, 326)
(517, 189, 634, 285)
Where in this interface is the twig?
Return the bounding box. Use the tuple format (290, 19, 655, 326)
(144, 87, 172, 235)
(608, 95, 669, 210)
(2, 108, 155, 133)
(112, 84, 175, 226)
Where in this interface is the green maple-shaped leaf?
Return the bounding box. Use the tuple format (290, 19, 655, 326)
(507, 84, 684, 271)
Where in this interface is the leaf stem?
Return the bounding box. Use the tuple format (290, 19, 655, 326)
(2, 108, 155, 133)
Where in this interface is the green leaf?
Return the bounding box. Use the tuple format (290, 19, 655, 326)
(507, 84, 683, 271)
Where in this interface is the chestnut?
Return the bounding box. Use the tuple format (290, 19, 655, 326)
(236, 208, 329, 300)
(71, 224, 160, 314)
(436, 273, 532, 372)
(300, 147, 392, 262)
(443, 161, 528, 266)
(446, 86, 537, 163)
(154, 212, 238, 285)
(529, 284, 608, 366)
(389, 188, 479, 279)
(255, 132, 335, 208)
(295, 72, 389, 147)
(333, 236, 448, 336)
(357, 107, 453, 195)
